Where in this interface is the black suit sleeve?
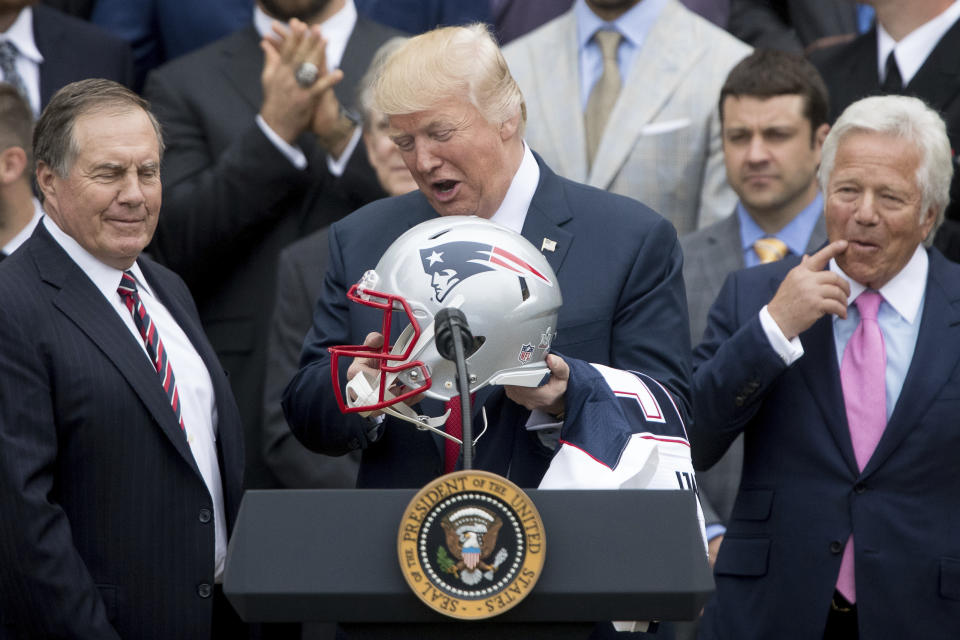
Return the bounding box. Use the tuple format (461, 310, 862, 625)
(689, 272, 789, 470)
(142, 68, 322, 280)
(612, 216, 694, 424)
(0, 302, 120, 638)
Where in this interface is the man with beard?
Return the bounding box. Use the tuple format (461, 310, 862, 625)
(143, 0, 399, 489)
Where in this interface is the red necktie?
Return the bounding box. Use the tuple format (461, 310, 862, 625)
(836, 290, 887, 603)
(443, 397, 463, 474)
(117, 271, 185, 431)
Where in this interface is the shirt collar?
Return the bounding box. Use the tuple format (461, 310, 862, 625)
(42, 214, 152, 300)
(738, 191, 824, 257)
(490, 142, 539, 234)
(2, 198, 42, 254)
(574, 0, 668, 51)
(876, 1, 960, 85)
(254, 0, 356, 71)
(829, 244, 928, 324)
(3, 7, 43, 64)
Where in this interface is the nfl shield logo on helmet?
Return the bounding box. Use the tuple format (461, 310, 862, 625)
(518, 343, 535, 363)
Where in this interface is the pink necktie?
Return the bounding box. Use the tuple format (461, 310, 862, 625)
(836, 290, 886, 602)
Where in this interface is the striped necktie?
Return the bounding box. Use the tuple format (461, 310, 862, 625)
(117, 271, 185, 432)
(0, 41, 27, 100)
(753, 237, 789, 263)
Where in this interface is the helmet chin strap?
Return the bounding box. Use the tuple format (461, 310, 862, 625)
(345, 369, 488, 446)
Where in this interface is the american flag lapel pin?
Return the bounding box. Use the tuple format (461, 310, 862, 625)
(541, 238, 557, 252)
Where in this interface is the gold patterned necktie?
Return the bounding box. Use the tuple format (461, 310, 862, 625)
(585, 30, 622, 168)
(753, 237, 789, 263)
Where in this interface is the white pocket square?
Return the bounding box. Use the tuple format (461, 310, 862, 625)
(639, 118, 691, 136)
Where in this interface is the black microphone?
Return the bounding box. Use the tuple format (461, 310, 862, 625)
(434, 307, 473, 362)
(434, 307, 474, 470)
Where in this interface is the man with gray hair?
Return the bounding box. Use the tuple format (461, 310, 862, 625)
(690, 94, 960, 638)
(283, 23, 692, 493)
(0, 79, 248, 638)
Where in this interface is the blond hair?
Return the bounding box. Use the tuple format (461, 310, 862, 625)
(371, 23, 525, 135)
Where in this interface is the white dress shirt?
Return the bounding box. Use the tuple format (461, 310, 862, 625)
(253, 1, 362, 174)
(43, 215, 228, 581)
(1, 198, 42, 255)
(877, 1, 960, 86)
(0, 7, 43, 115)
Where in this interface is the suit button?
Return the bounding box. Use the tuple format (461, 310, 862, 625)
(829, 541, 843, 554)
(197, 583, 212, 598)
(734, 395, 745, 407)
(349, 438, 361, 449)
(854, 482, 866, 494)
(198, 508, 212, 523)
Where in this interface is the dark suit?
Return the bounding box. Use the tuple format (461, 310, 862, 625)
(691, 248, 960, 639)
(282, 153, 692, 489)
(728, 0, 857, 53)
(90, 0, 251, 89)
(0, 225, 245, 638)
(810, 19, 960, 229)
(262, 228, 362, 488)
(143, 19, 397, 487)
(34, 3, 135, 106)
(681, 210, 826, 531)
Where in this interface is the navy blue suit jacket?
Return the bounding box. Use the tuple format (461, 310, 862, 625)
(282, 153, 692, 488)
(691, 249, 960, 639)
(0, 225, 245, 638)
(34, 4, 135, 106)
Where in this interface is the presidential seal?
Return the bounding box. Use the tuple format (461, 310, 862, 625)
(397, 470, 545, 620)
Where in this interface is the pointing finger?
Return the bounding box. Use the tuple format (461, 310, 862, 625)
(805, 240, 848, 271)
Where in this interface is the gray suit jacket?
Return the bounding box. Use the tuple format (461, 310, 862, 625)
(503, 0, 750, 234)
(681, 208, 826, 527)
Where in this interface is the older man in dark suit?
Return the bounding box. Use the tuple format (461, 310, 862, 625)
(681, 51, 830, 581)
(0, 80, 246, 638)
(693, 94, 960, 638)
(143, 0, 399, 488)
(282, 23, 692, 492)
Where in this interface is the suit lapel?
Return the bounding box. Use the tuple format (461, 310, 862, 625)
(904, 18, 960, 112)
(32, 228, 203, 477)
(829, 31, 878, 119)
(524, 13, 588, 182)
(702, 213, 744, 296)
(218, 26, 264, 112)
(336, 18, 380, 110)
(589, 0, 701, 190)
(520, 156, 574, 277)
(863, 251, 960, 475)
(796, 313, 859, 473)
(33, 5, 65, 107)
(806, 214, 828, 253)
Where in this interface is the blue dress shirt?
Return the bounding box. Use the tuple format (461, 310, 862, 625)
(574, 0, 669, 108)
(738, 192, 824, 267)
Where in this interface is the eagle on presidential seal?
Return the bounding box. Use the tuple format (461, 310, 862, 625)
(439, 506, 508, 585)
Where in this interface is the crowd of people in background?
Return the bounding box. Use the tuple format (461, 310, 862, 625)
(1, 0, 960, 638)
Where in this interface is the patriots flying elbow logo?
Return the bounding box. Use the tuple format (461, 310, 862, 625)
(419, 241, 553, 302)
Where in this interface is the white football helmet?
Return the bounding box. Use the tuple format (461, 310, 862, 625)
(329, 216, 562, 431)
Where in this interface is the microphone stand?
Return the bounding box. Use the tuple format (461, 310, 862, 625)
(434, 308, 474, 470)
